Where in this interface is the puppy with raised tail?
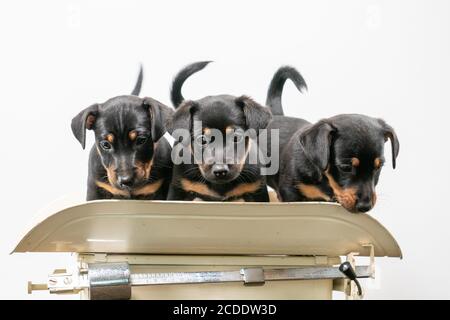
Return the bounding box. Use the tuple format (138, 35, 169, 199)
(168, 61, 272, 202)
(71, 66, 174, 200)
(265, 66, 400, 213)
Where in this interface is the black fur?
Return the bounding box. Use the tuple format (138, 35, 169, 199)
(266, 66, 400, 213)
(130, 64, 143, 96)
(71, 67, 174, 201)
(170, 61, 212, 108)
(266, 66, 308, 116)
(168, 62, 271, 202)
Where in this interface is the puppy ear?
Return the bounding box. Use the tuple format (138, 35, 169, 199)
(143, 97, 174, 142)
(71, 104, 99, 149)
(167, 100, 197, 133)
(235, 96, 272, 132)
(379, 119, 400, 169)
(300, 121, 335, 174)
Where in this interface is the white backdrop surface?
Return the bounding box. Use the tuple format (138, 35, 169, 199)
(0, 0, 449, 299)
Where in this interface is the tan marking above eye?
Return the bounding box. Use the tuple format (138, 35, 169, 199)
(374, 158, 382, 169)
(203, 128, 211, 135)
(106, 134, 114, 143)
(226, 126, 235, 134)
(351, 157, 360, 167)
(129, 130, 137, 141)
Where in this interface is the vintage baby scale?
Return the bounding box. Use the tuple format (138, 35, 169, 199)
(14, 197, 401, 300)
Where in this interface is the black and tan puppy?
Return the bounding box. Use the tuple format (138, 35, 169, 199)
(168, 61, 272, 202)
(266, 66, 400, 213)
(71, 67, 173, 200)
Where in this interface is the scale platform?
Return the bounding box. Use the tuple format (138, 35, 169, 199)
(14, 197, 402, 300)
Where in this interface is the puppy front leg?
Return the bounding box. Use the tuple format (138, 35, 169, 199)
(279, 184, 302, 202)
(152, 179, 170, 200)
(167, 184, 193, 200)
(86, 179, 109, 201)
(243, 186, 270, 202)
(86, 184, 99, 201)
(86, 146, 111, 201)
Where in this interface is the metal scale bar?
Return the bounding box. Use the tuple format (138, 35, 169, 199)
(130, 266, 372, 286)
(29, 262, 372, 299)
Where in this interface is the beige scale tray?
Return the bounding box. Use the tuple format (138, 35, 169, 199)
(14, 198, 402, 300)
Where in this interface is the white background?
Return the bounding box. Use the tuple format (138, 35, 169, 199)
(0, 0, 449, 299)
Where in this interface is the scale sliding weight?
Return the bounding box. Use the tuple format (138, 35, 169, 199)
(13, 196, 402, 300)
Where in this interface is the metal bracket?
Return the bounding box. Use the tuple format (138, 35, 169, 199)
(344, 252, 360, 300)
(363, 243, 376, 279)
(241, 268, 265, 286)
(88, 262, 131, 300)
(343, 244, 376, 300)
(46, 269, 87, 295)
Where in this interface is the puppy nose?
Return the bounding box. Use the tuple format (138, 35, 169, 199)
(118, 174, 134, 188)
(356, 200, 372, 213)
(212, 164, 229, 178)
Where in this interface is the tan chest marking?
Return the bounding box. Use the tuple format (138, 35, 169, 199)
(297, 183, 331, 201)
(225, 180, 262, 199)
(181, 179, 220, 198)
(95, 180, 129, 197)
(95, 179, 163, 197)
(132, 179, 164, 196)
(181, 179, 262, 200)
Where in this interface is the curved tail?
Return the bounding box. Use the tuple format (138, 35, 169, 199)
(131, 64, 143, 96)
(170, 61, 212, 108)
(265, 66, 307, 116)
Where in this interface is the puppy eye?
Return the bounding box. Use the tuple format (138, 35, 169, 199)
(338, 164, 353, 173)
(136, 136, 148, 146)
(233, 132, 244, 143)
(100, 140, 112, 150)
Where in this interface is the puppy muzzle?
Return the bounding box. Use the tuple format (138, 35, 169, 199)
(117, 173, 135, 189)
